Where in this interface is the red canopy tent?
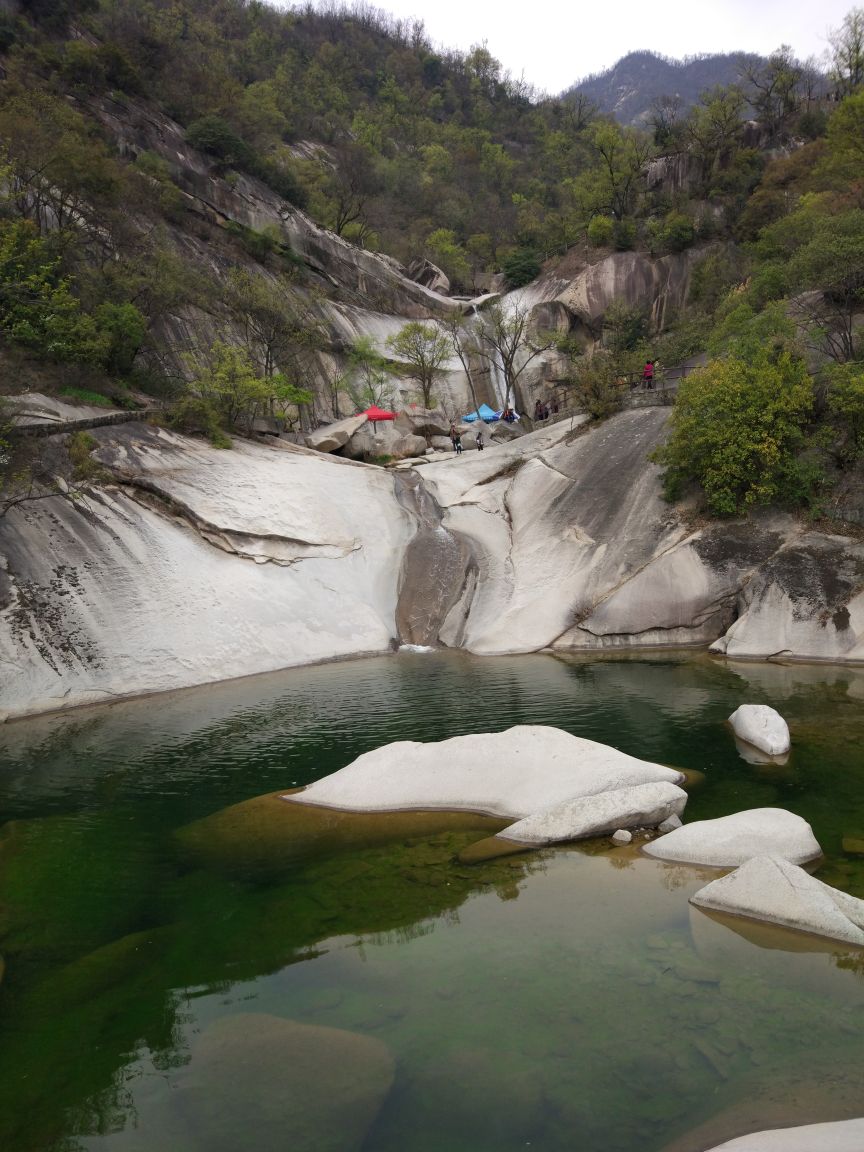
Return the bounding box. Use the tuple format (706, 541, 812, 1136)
(362, 406, 396, 421)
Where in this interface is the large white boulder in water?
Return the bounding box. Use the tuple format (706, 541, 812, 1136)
(497, 781, 688, 846)
(642, 808, 821, 867)
(703, 1119, 864, 1151)
(691, 855, 864, 946)
(285, 725, 685, 819)
(729, 704, 790, 756)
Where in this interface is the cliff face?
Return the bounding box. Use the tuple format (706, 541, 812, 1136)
(3, 412, 863, 721)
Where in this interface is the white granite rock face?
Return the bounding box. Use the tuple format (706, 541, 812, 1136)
(497, 781, 687, 845)
(642, 808, 821, 867)
(703, 1120, 864, 1152)
(0, 427, 413, 720)
(286, 725, 685, 819)
(691, 855, 864, 946)
(729, 705, 790, 755)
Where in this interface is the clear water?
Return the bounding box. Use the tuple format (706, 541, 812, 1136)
(1, 651, 864, 1152)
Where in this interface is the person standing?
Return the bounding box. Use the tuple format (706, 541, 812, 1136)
(449, 422, 458, 451)
(642, 360, 655, 390)
(454, 431, 463, 455)
(475, 428, 484, 451)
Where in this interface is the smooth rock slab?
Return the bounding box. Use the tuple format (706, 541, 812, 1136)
(497, 781, 687, 846)
(703, 1118, 864, 1152)
(175, 1013, 395, 1152)
(729, 705, 790, 756)
(642, 808, 821, 867)
(690, 855, 864, 946)
(287, 725, 685, 819)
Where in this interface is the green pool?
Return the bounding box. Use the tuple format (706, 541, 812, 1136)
(1, 652, 863, 1152)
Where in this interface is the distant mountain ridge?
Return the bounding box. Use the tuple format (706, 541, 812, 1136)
(566, 50, 765, 126)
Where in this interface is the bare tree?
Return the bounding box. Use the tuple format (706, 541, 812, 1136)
(473, 300, 556, 410)
(440, 311, 482, 415)
(829, 6, 864, 97)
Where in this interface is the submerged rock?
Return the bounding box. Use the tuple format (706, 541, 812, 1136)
(691, 855, 864, 946)
(496, 781, 687, 846)
(703, 1119, 864, 1151)
(287, 725, 685, 819)
(175, 1013, 394, 1152)
(729, 705, 790, 756)
(642, 809, 821, 867)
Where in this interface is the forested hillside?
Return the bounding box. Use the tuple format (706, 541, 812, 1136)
(1, 0, 864, 522)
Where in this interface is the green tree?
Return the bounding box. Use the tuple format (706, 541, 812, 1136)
(651, 350, 815, 516)
(825, 362, 864, 466)
(347, 337, 395, 410)
(386, 322, 451, 408)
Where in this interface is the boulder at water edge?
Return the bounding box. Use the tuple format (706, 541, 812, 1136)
(175, 1013, 395, 1152)
(729, 705, 790, 756)
(285, 725, 685, 819)
(642, 808, 821, 867)
(703, 1118, 864, 1152)
(496, 781, 688, 846)
(690, 855, 864, 946)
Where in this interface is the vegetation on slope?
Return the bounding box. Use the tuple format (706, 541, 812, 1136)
(0, 0, 863, 518)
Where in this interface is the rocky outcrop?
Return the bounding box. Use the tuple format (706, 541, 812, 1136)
(284, 725, 685, 818)
(305, 413, 367, 452)
(4, 408, 864, 720)
(691, 855, 864, 946)
(0, 424, 413, 720)
(642, 809, 822, 867)
(406, 257, 450, 295)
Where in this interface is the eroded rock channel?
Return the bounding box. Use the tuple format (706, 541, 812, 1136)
(393, 469, 476, 646)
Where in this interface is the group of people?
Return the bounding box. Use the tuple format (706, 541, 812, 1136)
(532, 398, 560, 422)
(449, 423, 484, 454)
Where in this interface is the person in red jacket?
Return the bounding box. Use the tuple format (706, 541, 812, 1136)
(642, 360, 655, 389)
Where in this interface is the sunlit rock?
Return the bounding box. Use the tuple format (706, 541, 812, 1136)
(642, 809, 821, 867)
(174, 1013, 394, 1152)
(729, 705, 790, 756)
(286, 725, 684, 818)
(691, 855, 864, 947)
(496, 781, 687, 846)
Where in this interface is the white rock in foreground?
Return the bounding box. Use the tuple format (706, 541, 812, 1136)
(286, 726, 685, 819)
(704, 1118, 864, 1152)
(691, 855, 864, 946)
(497, 781, 687, 845)
(642, 808, 821, 867)
(729, 704, 790, 756)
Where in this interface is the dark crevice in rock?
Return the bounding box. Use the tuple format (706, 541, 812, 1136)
(393, 470, 477, 646)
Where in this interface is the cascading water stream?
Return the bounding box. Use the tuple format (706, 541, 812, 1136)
(393, 470, 477, 647)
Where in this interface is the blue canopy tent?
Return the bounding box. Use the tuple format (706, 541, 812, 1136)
(461, 403, 500, 423)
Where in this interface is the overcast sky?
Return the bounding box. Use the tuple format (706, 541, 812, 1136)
(304, 0, 856, 94)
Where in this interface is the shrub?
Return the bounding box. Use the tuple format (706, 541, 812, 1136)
(587, 215, 614, 247)
(168, 396, 232, 448)
(651, 350, 816, 516)
(501, 248, 541, 288)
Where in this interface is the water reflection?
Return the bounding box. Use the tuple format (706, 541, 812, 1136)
(2, 652, 864, 1152)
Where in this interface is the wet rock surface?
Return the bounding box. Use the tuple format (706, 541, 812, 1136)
(174, 1013, 395, 1152)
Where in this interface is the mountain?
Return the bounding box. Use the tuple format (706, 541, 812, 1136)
(566, 50, 765, 126)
